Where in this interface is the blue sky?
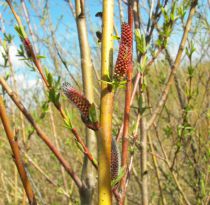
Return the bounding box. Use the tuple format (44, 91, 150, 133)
(0, 0, 209, 92)
(1, 0, 209, 57)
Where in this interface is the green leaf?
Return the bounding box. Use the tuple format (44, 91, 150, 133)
(2, 40, 7, 50)
(187, 65, 194, 77)
(40, 101, 49, 119)
(5, 71, 10, 80)
(111, 167, 125, 188)
(200, 175, 206, 197)
(57, 187, 67, 195)
(163, 125, 173, 137)
(55, 76, 61, 89)
(89, 103, 97, 123)
(135, 29, 147, 55)
(64, 111, 73, 130)
(48, 89, 54, 102)
(177, 5, 186, 20)
(54, 93, 60, 106)
(17, 45, 25, 57)
(112, 35, 120, 40)
(15, 25, 27, 39)
(46, 71, 53, 87)
(36, 55, 46, 59)
(4, 33, 13, 43)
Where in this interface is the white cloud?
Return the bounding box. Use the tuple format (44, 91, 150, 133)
(14, 74, 42, 90)
(0, 44, 25, 68)
(8, 45, 26, 68)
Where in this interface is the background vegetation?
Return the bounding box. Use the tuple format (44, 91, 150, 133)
(0, 0, 209, 205)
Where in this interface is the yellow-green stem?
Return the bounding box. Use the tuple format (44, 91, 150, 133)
(99, 0, 114, 204)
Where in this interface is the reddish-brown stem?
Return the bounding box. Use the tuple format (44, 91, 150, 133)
(116, 0, 164, 143)
(6, 0, 49, 87)
(7, 0, 97, 179)
(116, 48, 163, 142)
(0, 77, 83, 189)
(71, 128, 98, 169)
(21, 0, 38, 54)
(0, 96, 37, 205)
(119, 1, 133, 204)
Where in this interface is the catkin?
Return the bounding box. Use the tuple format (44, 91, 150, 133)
(111, 138, 121, 180)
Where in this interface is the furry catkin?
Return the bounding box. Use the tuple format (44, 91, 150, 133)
(113, 23, 132, 80)
(63, 83, 121, 179)
(111, 138, 121, 180)
(62, 82, 98, 130)
(62, 82, 90, 119)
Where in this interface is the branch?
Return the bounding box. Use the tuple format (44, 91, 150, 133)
(116, 36, 163, 142)
(21, 0, 39, 54)
(6, 0, 48, 87)
(75, 0, 97, 188)
(125, 113, 140, 188)
(165, 48, 186, 109)
(0, 96, 37, 205)
(7, 0, 96, 176)
(154, 123, 192, 205)
(120, 1, 133, 204)
(147, 0, 198, 129)
(99, 0, 115, 203)
(0, 77, 83, 189)
(148, 133, 167, 205)
(71, 128, 98, 169)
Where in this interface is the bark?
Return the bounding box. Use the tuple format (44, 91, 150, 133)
(75, 0, 97, 204)
(98, 0, 114, 204)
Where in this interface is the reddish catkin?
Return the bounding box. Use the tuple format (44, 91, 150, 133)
(111, 138, 121, 181)
(63, 82, 121, 179)
(63, 82, 90, 119)
(121, 23, 133, 48)
(114, 23, 132, 80)
(62, 82, 98, 130)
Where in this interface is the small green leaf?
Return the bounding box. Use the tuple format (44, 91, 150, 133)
(4, 33, 13, 43)
(111, 167, 125, 188)
(15, 25, 27, 39)
(112, 35, 120, 40)
(48, 88, 55, 102)
(36, 55, 46, 59)
(5, 71, 10, 80)
(135, 29, 147, 55)
(64, 111, 73, 130)
(57, 187, 66, 195)
(54, 93, 60, 106)
(55, 76, 61, 89)
(40, 101, 49, 119)
(46, 72, 53, 87)
(89, 103, 97, 123)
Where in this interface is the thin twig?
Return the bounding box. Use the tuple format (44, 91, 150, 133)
(6, 0, 48, 87)
(0, 77, 83, 189)
(125, 113, 140, 189)
(7, 0, 96, 179)
(0, 95, 37, 205)
(71, 128, 98, 169)
(21, 0, 38, 54)
(154, 123, 192, 205)
(147, 0, 198, 129)
(148, 133, 167, 205)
